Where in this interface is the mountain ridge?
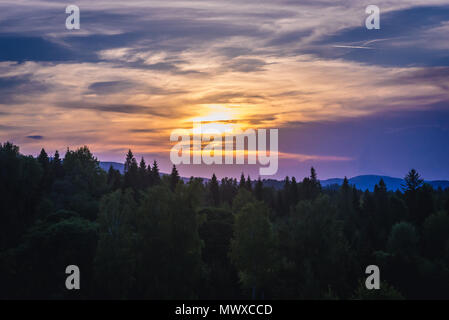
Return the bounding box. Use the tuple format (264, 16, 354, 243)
(99, 162, 449, 191)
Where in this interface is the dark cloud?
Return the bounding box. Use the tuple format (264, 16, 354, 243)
(86, 80, 188, 96)
(26, 135, 44, 140)
(87, 80, 137, 94)
(59, 101, 170, 117)
(191, 91, 267, 105)
(386, 67, 449, 90)
(128, 128, 159, 133)
(0, 74, 48, 104)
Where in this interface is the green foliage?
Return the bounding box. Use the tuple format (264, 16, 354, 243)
(276, 195, 356, 299)
(230, 201, 277, 299)
(1, 143, 449, 300)
(423, 211, 449, 259)
(134, 184, 203, 299)
(1, 211, 98, 299)
(94, 189, 137, 299)
(387, 222, 419, 257)
(352, 281, 404, 300)
(0, 142, 43, 249)
(198, 207, 239, 298)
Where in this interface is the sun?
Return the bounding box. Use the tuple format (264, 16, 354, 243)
(188, 104, 248, 134)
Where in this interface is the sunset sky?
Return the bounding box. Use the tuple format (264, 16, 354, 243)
(1, 0, 449, 180)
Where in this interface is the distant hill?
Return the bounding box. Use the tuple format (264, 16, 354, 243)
(320, 175, 405, 191)
(100, 162, 125, 173)
(263, 175, 449, 191)
(99, 162, 449, 191)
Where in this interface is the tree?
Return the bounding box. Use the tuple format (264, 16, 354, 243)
(37, 148, 50, 170)
(170, 165, 180, 191)
(135, 184, 203, 299)
(301, 167, 321, 201)
(1, 211, 98, 299)
(230, 201, 277, 299)
(107, 166, 122, 191)
(138, 157, 148, 189)
(238, 173, 246, 189)
(37, 148, 52, 191)
(290, 177, 298, 206)
(0, 142, 43, 250)
(310, 167, 318, 184)
(403, 169, 433, 225)
(423, 211, 449, 259)
(246, 175, 252, 192)
(51, 150, 64, 179)
(276, 195, 356, 299)
(387, 222, 419, 257)
(209, 173, 220, 206)
(123, 150, 138, 190)
(151, 160, 161, 185)
(403, 169, 423, 192)
(198, 207, 239, 299)
(255, 178, 263, 201)
(94, 189, 137, 298)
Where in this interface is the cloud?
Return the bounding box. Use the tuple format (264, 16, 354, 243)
(1, 0, 449, 179)
(59, 101, 170, 117)
(312, 5, 449, 66)
(26, 135, 44, 140)
(0, 74, 48, 104)
(86, 80, 138, 94)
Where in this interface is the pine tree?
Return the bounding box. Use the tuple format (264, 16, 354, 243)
(403, 169, 423, 192)
(124, 150, 134, 174)
(255, 177, 263, 201)
(37, 148, 49, 168)
(37, 148, 51, 190)
(151, 160, 161, 185)
(51, 150, 64, 179)
(311, 167, 318, 184)
(310, 166, 321, 197)
(210, 173, 220, 206)
(239, 173, 246, 189)
(342, 177, 350, 192)
(170, 165, 180, 191)
(107, 165, 122, 190)
(246, 175, 252, 192)
(290, 176, 298, 206)
(139, 157, 148, 189)
(124, 150, 138, 190)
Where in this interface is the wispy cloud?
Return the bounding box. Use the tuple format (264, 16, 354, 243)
(1, 1, 449, 178)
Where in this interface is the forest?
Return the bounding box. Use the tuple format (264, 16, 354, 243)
(1, 141, 449, 300)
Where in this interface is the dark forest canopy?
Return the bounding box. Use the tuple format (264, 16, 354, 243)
(1, 142, 449, 299)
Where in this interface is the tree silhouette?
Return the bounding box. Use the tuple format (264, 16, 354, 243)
(403, 169, 424, 192)
(170, 164, 180, 191)
(209, 173, 220, 206)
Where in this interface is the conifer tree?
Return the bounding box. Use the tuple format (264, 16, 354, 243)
(170, 165, 180, 191)
(210, 173, 220, 206)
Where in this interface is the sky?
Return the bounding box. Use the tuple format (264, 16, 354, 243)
(1, 0, 449, 180)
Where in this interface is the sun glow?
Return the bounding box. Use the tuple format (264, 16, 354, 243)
(188, 104, 249, 134)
